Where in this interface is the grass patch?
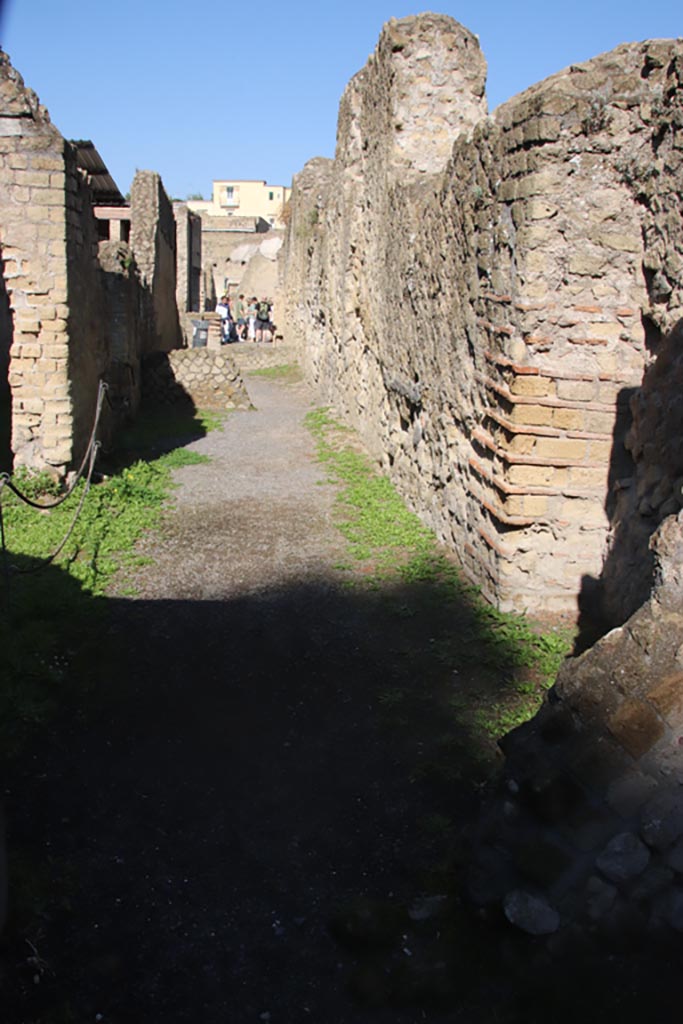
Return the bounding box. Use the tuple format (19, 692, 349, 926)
(0, 412, 215, 758)
(248, 364, 302, 382)
(305, 406, 573, 742)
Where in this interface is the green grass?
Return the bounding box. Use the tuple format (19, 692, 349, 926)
(248, 363, 302, 381)
(305, 406, 573, 741)
(0, 413, 214, 758)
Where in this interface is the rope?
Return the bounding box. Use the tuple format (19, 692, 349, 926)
(9, 441, 101, 576)
(0, 381, 108, 510)
(0, 380, 108, 583)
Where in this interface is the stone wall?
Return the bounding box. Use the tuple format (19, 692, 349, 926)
(173, 202, 201, 315)
(282, 15, 683, 620)
(201, 224, 282, 307)
(0, 50, 92, 474)
(130, 170, 181, 354)
(467, 511, 683, 942)
(1, 51, 190, 474)
(142, 349, 250, 411)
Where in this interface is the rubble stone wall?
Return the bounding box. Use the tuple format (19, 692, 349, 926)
(282, 15, 683, 620)
(142, 348, 250, 411)
(130, 170, 181, 354)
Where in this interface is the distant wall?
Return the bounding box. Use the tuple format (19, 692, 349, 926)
(173, 201, 201, 315)
(130, 170, 181, 354)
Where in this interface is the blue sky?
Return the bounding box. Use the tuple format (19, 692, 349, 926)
(1, 0, 680, 199)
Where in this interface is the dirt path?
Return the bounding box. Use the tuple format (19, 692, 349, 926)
(5, 372, 492, 1023)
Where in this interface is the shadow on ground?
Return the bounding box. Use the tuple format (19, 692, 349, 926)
(1, 563, 682, 1022)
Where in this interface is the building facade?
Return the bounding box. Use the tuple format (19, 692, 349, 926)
(188, 179, 291, 229)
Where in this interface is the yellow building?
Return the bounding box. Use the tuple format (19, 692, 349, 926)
(188, 180, 291, 229)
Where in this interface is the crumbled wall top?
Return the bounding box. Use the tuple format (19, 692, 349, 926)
(337, 13, 487, 182)
(0, 49, 55, 130)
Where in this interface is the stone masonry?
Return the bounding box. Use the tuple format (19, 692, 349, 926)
(0, 52, 241, 475)
(142, 348, 250, 412)
(0, 50, 95, 472)
(467, 510, 683, 942)
(282, 11, 683, 944)
(282, 15, 683, 622)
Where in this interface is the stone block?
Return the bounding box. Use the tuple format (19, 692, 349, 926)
(30, 154, 64, 172)
(593, 232, 642, 254)
(568, 252, 606, 276)
(583, 411, 615, 433)
(509, 375, 551, 397)
(503, 890, 560, 935)
(607, 699, 666, 759)
(645, 672, 683, 723)
(588, 321, 622, 341)
(553, 407, 585, 431)
(534, 437, 587, 462)
(596, 832, 650, 883)
(510, 403, 554, 427)
(556, 379, 597, 402)
(523, 494, 548, 516)
(507, 464, 554, 487)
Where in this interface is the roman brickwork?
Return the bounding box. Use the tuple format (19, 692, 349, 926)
(0, 53, 204, 474)
(282, 11, 683, 942)
(282, 15, 683, 625)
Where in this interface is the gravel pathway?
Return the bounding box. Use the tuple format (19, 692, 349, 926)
(132, 375, 347, 601)
(7, 373, 472, 1023)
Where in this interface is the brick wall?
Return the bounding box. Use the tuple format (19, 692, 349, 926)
(0, 51, 76, 473)
(282, 16, 683, 620)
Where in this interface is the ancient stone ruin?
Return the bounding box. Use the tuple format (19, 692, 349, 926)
(282, 14, 683, 626)
(0, 51, 247, 476)
(282, 14, 683, 939)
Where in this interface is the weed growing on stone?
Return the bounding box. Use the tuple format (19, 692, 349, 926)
(305, 406, 573, 741)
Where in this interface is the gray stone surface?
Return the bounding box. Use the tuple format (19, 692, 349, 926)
(596, 833, 650, 884)
(503, 890, 560, 935)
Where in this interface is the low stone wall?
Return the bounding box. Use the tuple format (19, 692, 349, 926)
(142, 349, 250, 411)
(228, 341, 299, 374)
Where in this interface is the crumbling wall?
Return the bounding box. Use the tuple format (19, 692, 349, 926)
(282, 15, 683, 619)
(173, 202, 201, 315)
(130, 170, 181, 354)
(467, 510, 683, 942)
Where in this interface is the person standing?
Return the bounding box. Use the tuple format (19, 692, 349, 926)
(216, 294, 231, 343)
(247, 296, 258, 342)
(255, 297, 271, 344)
(234, 294, 247, 340)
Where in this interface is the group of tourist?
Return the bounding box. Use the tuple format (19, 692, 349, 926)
(215, 293, 274, 344)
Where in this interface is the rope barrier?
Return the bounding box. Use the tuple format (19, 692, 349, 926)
(0, 380, 108, 584)
(0, 381, 108, 510)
